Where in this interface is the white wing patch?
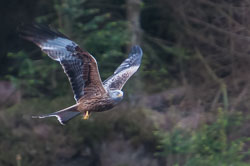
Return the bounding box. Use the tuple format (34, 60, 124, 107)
(38, 37, 77, 61)
(103, 45, 143, 90)
(104, 66, 139, 90)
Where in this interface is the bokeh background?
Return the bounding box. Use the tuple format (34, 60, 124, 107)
(0, 0, 250, 166)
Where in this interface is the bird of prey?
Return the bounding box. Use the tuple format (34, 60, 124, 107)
(19, 24, 143, 125)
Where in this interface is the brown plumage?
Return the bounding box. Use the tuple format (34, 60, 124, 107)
(19, 24, 143, 125)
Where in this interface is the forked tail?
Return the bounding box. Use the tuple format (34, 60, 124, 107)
(32, 104, 81, 125)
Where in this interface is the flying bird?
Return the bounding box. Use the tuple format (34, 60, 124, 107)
(19, 24, 143, 125)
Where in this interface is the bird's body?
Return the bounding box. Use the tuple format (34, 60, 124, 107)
(77, 93, 118, 113)
(19, 24, 143, 125)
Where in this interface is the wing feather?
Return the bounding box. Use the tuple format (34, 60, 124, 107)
(19, 24, 106, 101)
(103, 45, 143, 90)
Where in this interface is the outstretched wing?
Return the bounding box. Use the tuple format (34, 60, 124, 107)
(19, 24, 106, 101)
(103, 45, 143, 90)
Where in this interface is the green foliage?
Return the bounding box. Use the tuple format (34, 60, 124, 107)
(5, 51, 68, 97)
(84, 21, 129, 79)
(141, 43, 192, 92)
(156, 108, 250, 166)
(52, 0, 130, 79)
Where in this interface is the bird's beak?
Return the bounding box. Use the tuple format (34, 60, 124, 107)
(118, 93, 123, 97)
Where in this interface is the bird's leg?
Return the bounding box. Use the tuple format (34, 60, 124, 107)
(83, 111, 90, 120)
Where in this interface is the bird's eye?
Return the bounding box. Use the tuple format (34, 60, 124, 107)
(116, 92, 122, 97)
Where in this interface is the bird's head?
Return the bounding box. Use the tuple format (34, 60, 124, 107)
(109, 90, 124, 102)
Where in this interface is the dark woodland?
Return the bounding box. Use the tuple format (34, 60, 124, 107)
(0, 0, 250, 166)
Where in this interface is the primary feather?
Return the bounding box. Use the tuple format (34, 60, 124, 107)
(19, 24, 105, 101)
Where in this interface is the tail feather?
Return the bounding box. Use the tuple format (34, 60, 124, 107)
(32, 104, 81, 125)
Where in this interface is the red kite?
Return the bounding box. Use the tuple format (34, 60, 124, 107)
(19, 24, 143, 125)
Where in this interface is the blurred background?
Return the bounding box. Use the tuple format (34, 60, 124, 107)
(0, 0, 250, 165)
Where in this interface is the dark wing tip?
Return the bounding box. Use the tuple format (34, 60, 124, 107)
(130, 45, 143, 55)
(18, 23, 68, 42)
(129, 45, 143, 65)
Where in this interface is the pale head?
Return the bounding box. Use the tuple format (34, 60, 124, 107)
(109, 90, 124, 102)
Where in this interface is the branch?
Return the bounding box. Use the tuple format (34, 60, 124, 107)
(195, 49, 228, 110)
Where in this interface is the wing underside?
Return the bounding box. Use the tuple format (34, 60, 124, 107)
(103, 45, 143, 90)
(19, 24, 106, 101)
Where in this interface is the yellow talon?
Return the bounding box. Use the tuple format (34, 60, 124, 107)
(83, 111, 90, 120)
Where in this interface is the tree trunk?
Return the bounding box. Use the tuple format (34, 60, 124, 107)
(126, 0, 142, 47)
(126, 0, 143, 103)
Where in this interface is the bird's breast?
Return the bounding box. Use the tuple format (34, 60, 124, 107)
(77, 96, 116, 113)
